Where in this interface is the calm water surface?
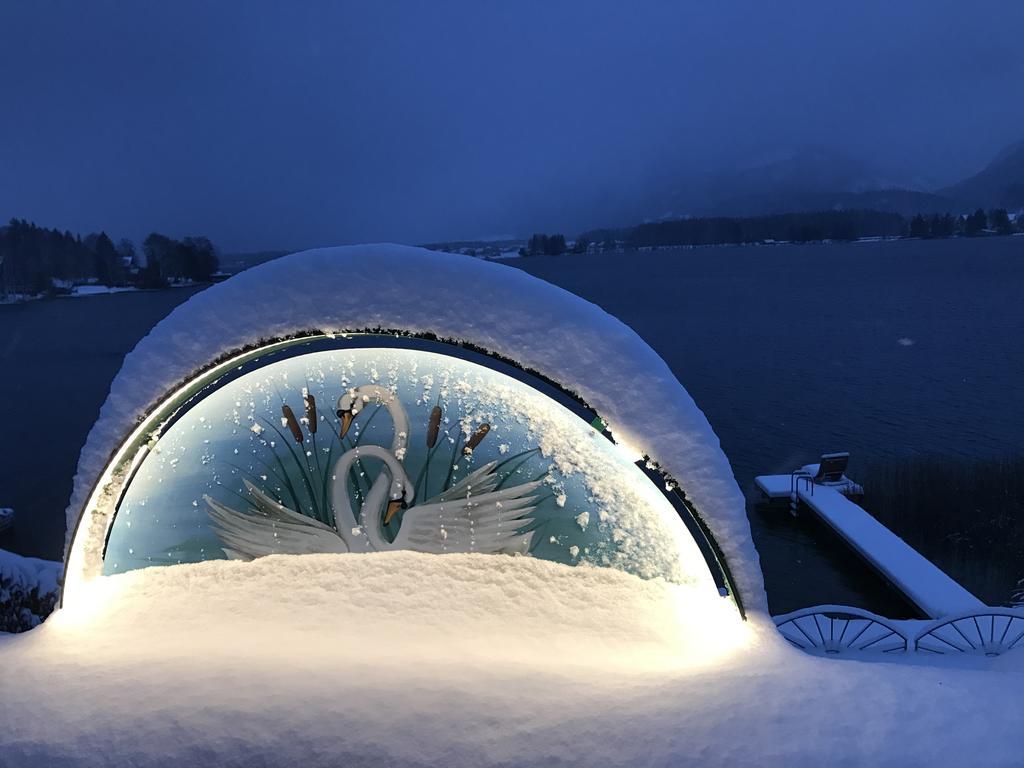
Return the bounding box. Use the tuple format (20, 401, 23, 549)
(0, 287, 204, 560)
(2, 238, 1022, 615)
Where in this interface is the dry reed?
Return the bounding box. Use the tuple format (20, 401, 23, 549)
(281, 404, 304, 443)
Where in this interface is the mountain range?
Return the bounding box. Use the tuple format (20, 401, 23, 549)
(646, 142, 1024, 223)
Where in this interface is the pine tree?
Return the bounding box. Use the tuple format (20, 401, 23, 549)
(964, 209, 987, 236)
(989, 209, 1012, 236)
(909, 215, 929, 238)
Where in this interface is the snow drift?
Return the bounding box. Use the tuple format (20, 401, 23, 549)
(2, 554, 1022, 767)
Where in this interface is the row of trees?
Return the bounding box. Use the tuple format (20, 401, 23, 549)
(609, 210, 908, 250)
(140, 233, 219, 287)
(520, 233, 589, 256)
(0, 219, 129, 294)
(571, 208, 1023, 253)
(0, 219, 220, 296)
(908, 209, 1016, 238)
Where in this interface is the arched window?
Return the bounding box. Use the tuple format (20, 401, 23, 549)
(94, 334, 735, 602)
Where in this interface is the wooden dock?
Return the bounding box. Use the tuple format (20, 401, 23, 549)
(755, 475, 984, 618)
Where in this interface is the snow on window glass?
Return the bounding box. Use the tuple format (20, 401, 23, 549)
(104, 347, 713, 586)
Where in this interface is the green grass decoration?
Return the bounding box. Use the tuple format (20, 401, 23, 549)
(258, 416, 325, 523)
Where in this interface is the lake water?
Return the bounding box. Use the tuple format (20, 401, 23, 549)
(0, 287, 204, 561)
(1, 237, 1021, 615)
(514, 236, 1024, 614)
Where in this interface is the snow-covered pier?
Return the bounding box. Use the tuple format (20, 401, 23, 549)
(756, 475, 984, 618)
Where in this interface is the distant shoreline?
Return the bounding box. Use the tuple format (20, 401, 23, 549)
(0, 280, 213, 307)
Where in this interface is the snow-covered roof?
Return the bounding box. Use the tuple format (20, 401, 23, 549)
(64, 244, 765, 614)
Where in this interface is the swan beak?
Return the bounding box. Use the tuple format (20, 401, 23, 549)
(384, 499, 405, 525)
(338, 409, 353, 438)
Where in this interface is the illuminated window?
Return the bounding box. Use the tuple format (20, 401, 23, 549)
(103, 338, 721, 591)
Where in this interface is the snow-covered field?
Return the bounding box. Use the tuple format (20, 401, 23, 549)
(1, 553, 1022, 767)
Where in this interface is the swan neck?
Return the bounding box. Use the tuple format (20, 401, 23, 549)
(330, 451, 364, 550)
(360, 385, 410, 456)
(332, 444, 408, 552)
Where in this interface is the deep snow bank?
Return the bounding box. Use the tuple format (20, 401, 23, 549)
(2, 555, 1022, 768)
(64, 245, 766, 614)
(56, 552, 747, 670)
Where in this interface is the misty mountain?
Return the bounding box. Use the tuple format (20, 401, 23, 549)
(675, 147, 955, 218)
(714, 147, 897, 199)
(701, 188, 956, 218)
(939, 141, 1024, 211)
(637, 142, 1024, 226)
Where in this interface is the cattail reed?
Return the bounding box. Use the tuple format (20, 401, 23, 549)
(464, 423, 490, 453)
(304, 393, 318, 435)
(426, 405, 442, 448)
(282, 404, 304, 443)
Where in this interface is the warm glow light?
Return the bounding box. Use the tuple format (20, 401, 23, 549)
(65, 335, 737, 634)
(63, 337, 306, 606)
(670, 588, 752, 666)
(53, 571, 127, 628)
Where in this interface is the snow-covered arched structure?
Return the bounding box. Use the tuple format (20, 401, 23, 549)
(63, 245, 766, 616)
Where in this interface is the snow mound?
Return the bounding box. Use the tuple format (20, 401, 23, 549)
(3, 554, 1023, 767)
(57, 552, 747, 671)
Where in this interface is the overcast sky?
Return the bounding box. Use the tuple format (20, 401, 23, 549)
(2, 1, 1023, 251)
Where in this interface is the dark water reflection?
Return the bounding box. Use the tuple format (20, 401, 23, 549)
(0, 287, 204, 560)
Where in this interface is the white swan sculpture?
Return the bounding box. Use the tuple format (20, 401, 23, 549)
(206, 389, 540, 558)
(335, 384, 515, 513)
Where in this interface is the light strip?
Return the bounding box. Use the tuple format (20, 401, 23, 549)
(62, 336, 306, 606)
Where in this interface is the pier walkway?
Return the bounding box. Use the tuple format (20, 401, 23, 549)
(755, 475, 984, 618)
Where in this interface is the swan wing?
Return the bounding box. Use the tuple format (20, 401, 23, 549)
(393, 480, 542, 555)
(428, 460, 502, 503)
(205, 482, 347, 560)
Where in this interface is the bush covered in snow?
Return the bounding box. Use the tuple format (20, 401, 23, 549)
(0, 549, 60, 632)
